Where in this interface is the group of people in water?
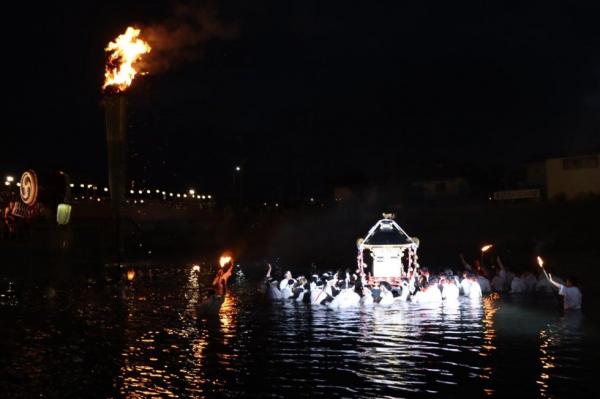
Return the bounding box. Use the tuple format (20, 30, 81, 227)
(259, 254, 582, 311)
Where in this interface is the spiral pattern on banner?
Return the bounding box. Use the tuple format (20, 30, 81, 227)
(20, 170, 38, 206)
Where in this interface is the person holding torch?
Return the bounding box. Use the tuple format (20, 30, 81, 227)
(213, 254, 235, 295)
(538, 256, 582, 311)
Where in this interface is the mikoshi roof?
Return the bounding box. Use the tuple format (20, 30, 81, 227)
(362, 217, 416, 248)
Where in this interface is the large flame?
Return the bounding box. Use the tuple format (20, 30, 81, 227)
(103, 27, 151, 92)
(219, 255, 232, 268)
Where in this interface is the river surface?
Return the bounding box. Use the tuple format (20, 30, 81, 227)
(1, 265, 597, 398)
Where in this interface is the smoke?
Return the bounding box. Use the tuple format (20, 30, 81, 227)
(140, 2, 238, 74)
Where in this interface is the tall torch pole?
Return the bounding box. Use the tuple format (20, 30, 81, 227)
(104, 94, 127, 266)
(102, 26, 151, 267)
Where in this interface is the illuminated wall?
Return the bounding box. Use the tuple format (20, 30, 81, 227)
(528, 154, 600, 199)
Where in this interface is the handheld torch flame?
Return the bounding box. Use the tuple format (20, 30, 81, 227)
(219, 255, 232, 268)
(481, 244, 493, 253)
(537, 256, 544, 268)
(126, 269, 136, 281)
(103, 27, 151, 92)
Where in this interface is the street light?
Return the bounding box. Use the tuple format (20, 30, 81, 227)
(234, 166, 243, 207)
(6, 176, 14, 183)
(189, 189, 195, 195)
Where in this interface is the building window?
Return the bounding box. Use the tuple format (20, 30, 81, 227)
(562, 156, 599, 170)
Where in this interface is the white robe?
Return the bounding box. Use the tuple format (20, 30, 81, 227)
(510, 277, 527, 294)
(559, 285, 582, 310)
(378, 291, 394, 307)
(328, 289, 361, 309)
(266, 286, 283, 301)
(469, 281, 482, 300)
(460, 278, 471, 296)
(280, 278, 295, 290)
(281, 286, 294, 299)
(415, 287, 442, 304)
(491, 275, 505, 292)
(477, 276, 492, 294)
(360, 292, 374, 306)
(442, 284, 460, 301)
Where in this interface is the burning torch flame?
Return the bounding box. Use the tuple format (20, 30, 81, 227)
(537, 256, 544, 268)
(481, 244, 493, 253)
(192, 264, 201, 273)
(127, 269, 136, 281)
(219, 255, 232, 268)
(103, 27, 151, 91)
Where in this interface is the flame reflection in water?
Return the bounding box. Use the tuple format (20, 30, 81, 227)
(0, 272, 595, 398)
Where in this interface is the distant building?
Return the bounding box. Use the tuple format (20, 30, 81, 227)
(411, 176, 469, 198)
(527, 153, 600, 199)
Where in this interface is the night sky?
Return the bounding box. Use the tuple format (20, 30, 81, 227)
(3, 0, 600, 202)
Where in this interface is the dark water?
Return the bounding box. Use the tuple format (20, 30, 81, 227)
(1, 267, 598, 398)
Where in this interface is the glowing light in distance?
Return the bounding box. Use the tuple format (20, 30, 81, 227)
(481, 245, 493, 252)
(537, 256, 544, 268)
(192, 264, 200, 272)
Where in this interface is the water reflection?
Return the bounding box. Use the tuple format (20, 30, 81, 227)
(537, 311, 586, 398)
(1, 270, 596, 398)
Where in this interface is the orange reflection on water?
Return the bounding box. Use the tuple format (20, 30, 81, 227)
(537, 329, 555, 398)
(481, 293, 499, 396)
(219, 293, 238, 346)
